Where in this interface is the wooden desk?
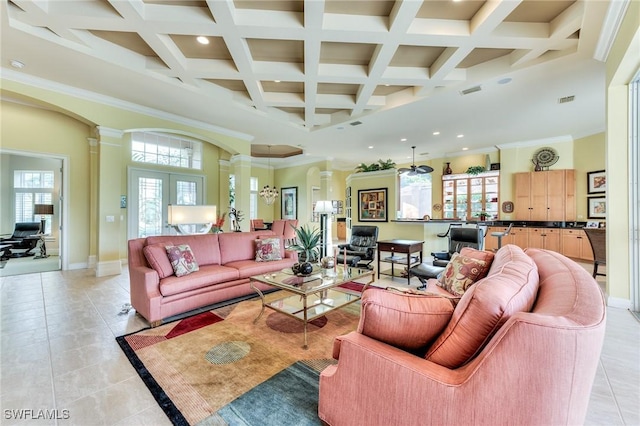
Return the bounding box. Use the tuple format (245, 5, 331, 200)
(377, 239, 424, 285)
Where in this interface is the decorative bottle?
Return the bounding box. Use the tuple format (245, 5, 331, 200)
(444, 162, 452, 175)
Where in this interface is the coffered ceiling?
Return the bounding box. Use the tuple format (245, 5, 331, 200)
(1, 0, 617, 168)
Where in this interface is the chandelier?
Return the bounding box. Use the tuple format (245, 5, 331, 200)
(259, 145, 279, 205)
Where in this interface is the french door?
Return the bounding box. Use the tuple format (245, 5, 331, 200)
(128, 169, 204, 238)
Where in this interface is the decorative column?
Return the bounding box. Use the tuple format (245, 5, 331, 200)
(95, 126, 124, 277)
(219, 159, 230, 231)
(87, 137, 98, 268)
(230, 154, 252, 232)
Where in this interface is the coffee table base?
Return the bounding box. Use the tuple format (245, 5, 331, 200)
(250, 280, 372, 349)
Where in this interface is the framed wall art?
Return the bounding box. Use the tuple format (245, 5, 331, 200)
(358, 188, 388, 222)
(587, 196, 606, 219)
(587, 170, 606, 194)
(281, 187, 297, 220)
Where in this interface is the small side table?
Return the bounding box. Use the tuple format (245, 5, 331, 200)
(377, 240, 424, 285)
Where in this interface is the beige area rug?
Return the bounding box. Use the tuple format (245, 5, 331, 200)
(117, 290, 363, 425)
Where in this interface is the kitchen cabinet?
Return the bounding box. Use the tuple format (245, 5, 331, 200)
(443, 171, 499, 220)
(562, 229, 594, 261)
(514, 170, 575, 221)
(528, 227, 561, 252)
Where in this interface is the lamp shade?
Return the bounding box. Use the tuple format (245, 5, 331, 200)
(167, 205, 216, 225)
(314, 200, 333, 214)
(34, 204, 54, 215)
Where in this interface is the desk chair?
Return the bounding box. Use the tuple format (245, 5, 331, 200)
(583, 228, 606, 279)
(490, 223, 513, 250)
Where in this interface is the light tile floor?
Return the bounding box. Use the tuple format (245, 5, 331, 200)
(0, 265, 638, 425)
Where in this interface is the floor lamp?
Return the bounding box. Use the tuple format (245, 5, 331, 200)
(314, 201, 333, 259)
(33, 204, 54, 259)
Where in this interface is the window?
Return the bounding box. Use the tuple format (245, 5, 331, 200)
(399, 173, 432, 219)
(229, 175, 258, 220)
(131, 131, 202, 170)
(14, 170, 54, 233)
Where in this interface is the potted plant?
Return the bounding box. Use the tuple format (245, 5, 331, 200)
(289, 224, 321, 274)
(466, 166, 486, 175)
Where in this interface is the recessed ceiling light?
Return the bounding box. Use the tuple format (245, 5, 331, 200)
(498, 77, 512, 85)
(400, 138, 407, 142)
(433, 131, 440, 136)
(462, 147, 469, 151)
(10, 60, 25, 69)
(368, 146, 374, 149)
(274, 80, 281, 83)
(385, 84, 390, 87)
(196, 36, 209, 45)
(457, 134, 464, 138)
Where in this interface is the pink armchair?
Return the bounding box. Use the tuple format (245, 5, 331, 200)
(319, 247, 606, 426)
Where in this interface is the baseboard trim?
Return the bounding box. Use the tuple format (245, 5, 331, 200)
(88, 255, 97, 268)
(96, 260, 122, 277)
(607, 295, 631, 309)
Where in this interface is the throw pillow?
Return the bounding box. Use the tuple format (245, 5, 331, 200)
(165, 244, 199, 277)
(255, 237, 283, 262)
(437, 252, 489, 296)
(143, 242, 174, 279)
(425, 244, 539, 369)
(358, 289, 454, 352)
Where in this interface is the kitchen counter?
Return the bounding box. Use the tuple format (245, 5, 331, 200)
(392, 219, 589, 229)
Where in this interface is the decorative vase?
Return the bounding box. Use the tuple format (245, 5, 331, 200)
(321, 256, 335, 269)
(292, 262, 314, 276)
(444, 162, 452, 175)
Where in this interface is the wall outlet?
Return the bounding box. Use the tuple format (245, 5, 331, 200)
(106, 215, 115, 222)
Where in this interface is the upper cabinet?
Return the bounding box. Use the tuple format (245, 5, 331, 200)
(442, 171, 499, 220)
(514, 170, 576, 221)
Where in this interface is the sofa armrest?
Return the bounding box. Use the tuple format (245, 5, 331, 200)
(357, 289, 454, 351)
(128, 265, 162, 323)
(283, 249, 298, 262)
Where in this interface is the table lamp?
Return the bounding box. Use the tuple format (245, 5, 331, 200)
(34, 204, 54, 234)
(167, 205, 217, 234)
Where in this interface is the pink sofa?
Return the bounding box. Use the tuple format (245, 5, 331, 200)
(128, 231, 297, 326)
(319, 246, 606, 426)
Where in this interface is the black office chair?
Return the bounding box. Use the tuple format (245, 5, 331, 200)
(583, 228, 606, 279)
(0, 222, 42, 257)
(431, 226, 485, 267)
(336, 225, 379, 268)
(409, 226, 484, 289)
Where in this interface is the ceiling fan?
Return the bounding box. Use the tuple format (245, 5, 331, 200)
(398, 146, 434, 175)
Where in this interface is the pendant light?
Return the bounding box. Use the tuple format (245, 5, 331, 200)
(259, 145, 279, 205)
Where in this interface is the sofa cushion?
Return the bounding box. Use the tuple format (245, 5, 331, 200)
(255, 237, 283, 262)
(143, 242, 174, 279)
(459, 247, 494, 272)
(219, 231, 274, 264)
(425, 244, 539, 369)
(159, 264, 240, 296)
(224, 258, 297, 279)
(358, 289, 454, 352)
(147, 234, 221, 266)
(436, 252, 489, 296)
(166, 244, 199, 277)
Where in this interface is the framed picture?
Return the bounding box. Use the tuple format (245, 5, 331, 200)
(358, 188, 388, 222)
(281, 187, 297, 220)
(587, 170, 606, 194)
(585, 221, 600, 228)
(587, 196, 606, 219)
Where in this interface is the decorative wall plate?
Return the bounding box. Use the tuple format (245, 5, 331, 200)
(502, 201, 514, 213)
(533, 147, 559, 168)
(432, 203, 442, 212)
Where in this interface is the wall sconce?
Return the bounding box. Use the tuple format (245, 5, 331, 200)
(314, 200, 333, 258)
(167, 205, 217, 234)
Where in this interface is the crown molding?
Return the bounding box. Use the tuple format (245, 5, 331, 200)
(594, 0, 631, 62)
(1, 69, 254, 142)
(495, 135, 573, 150)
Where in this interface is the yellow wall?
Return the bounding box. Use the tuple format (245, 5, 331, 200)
(1, 101, 92, 267)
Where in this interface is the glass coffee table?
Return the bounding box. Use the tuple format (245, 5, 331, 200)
(250, 265, 375, 349)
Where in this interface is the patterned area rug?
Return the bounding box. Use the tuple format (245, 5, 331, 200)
(117, 287, 365, 425)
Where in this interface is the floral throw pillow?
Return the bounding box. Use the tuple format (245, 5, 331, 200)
(437, 252, 488, 296)
(255, 238, 283, 262)
(165, 244, 199, 277)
